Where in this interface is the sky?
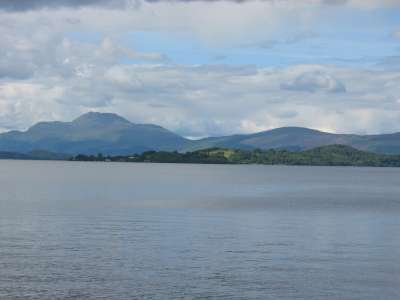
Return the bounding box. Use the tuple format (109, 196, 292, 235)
(0, 0, 399, 137)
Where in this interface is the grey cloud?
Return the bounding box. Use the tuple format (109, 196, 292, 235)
(0, 0, 242, 11)
(1, 0, 399, 137)
(0, 0, 366, 12)
(0, 27, 167, 80)
(321, 0, 348, 4)
(281, 71, 347, 93)
(0, 61, 36, 80)
(0, 10, 397, 136)
(0, 0, 135, 11)
(143, 0, 346, 3)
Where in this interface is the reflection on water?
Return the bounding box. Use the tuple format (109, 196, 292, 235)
(1, 160, 400, 299)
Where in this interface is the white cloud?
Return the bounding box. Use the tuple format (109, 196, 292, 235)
(0, 1, 399, 136)
(1, 61, 399, 136)
(0, 2, 328, 48)
(0, 0, 395, 50)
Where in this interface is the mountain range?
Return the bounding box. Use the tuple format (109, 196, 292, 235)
(1, 112, 400, 156)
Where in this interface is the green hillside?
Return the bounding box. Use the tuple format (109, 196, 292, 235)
(72, 145, 400, 167)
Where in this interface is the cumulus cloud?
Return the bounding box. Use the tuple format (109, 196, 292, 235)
(0, 8, 396, 136)
(0, 0, 390, 49)
(0, 16, 166, 81)
(0, 2, 309, 48)
(1, 59, 399, 136)
(281, 70, 346, 93)
(0, 0, 398, 137)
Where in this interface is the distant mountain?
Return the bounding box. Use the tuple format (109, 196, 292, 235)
(0, 112, 189, 155)
(184, 127, 400, 155)
(1, 113, 400, 156)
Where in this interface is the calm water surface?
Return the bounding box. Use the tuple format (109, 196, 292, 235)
(1, 160, 400, 299)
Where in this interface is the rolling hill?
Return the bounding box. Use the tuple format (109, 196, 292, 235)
(184, 127, 400, 155)
(1, 112, 400, 155)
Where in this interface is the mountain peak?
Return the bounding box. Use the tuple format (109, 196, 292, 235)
(267, 127, 323, 134)
(73, 112, 132, 126)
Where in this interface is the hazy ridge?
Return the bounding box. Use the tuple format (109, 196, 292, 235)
(1, 112, 400, 156)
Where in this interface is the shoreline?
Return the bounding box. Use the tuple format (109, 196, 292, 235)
(1, 157, 400, 168)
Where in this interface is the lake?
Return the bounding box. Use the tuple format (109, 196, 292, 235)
(1, 160, 400, 299)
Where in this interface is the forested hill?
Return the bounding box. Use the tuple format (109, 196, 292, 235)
(71, 145, 400, 167)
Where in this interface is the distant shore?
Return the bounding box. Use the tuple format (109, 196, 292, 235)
(69, 145, 400, 167)
(3, 144, 400, 167)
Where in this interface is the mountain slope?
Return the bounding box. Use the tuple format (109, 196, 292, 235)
(0, 112, 190, 155)
(185, 127, 400, 155)
(1, 113, 400, 155)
